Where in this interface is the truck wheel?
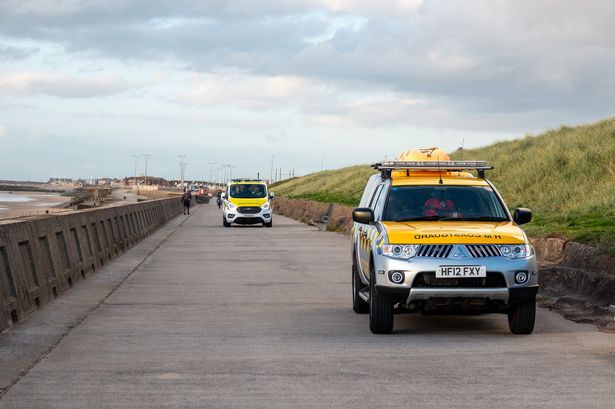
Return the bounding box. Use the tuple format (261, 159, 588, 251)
(352, 262, 369, 314)
(369, 265, 394, 334)
(508, 296, 536, 334)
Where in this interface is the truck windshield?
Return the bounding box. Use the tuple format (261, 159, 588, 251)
(229, 184, 267, 199)
(383, 185, 509, 222)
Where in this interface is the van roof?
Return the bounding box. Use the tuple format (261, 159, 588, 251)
(229, 179, 266, 184)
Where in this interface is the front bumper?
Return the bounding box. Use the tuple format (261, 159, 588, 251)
(372, 252, 539, 305)
(224, 206, 272, 224)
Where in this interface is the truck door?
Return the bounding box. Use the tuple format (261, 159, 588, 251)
(358, 184, 384, 278)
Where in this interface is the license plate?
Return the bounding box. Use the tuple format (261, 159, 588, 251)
(241, 214, 256, 218)
(436, 265, 486, 278)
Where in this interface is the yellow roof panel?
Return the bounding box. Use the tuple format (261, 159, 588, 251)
(391, 173, 488, 186)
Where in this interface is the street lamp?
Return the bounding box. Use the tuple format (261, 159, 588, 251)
(143, 154, 151, 187)
(179, 155, 187, 187)
(208, 162, 216, 183)
(131, 155, 139, 189)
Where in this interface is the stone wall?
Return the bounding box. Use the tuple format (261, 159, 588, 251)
(273, 196, 354, 233)
(0, 197, 182, 332)
(532, 237, 615, 325)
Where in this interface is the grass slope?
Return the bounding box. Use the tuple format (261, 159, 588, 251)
(270, 165, 376, 206)
(272, 118, 615, 251)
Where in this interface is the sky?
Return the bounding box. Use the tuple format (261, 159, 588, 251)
(1, 0, 614, 182)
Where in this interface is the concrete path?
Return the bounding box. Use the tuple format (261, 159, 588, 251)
(0, 204, 613, 409)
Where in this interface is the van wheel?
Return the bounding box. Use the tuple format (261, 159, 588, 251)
(508, 296, 536, 334)
(369, 265, 394, 334)
(352, 262, 369, 314)
(264, 221, 273, 227)
(223, 218, 231, 227)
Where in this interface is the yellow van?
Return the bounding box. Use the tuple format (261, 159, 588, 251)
(222, 179, 273, 227)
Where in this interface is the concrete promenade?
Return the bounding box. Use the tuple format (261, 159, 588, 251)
(0, 203, 613, 408)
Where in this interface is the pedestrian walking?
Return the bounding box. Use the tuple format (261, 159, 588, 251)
(182, 188, 192, 215)
(216, 190, 222, 208)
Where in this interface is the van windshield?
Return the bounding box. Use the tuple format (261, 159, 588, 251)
(229, 184, 267, 199)
(383, 185, 509, 222)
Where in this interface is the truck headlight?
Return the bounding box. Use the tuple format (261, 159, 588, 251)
(498, 244, 532, 260)
(381, 244, 419, 259)
(262, 202, 270, 210)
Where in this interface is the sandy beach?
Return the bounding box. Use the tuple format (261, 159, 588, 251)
(0, 191, 71, 220)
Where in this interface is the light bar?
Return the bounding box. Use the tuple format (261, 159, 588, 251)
(372, 160, 493, 171)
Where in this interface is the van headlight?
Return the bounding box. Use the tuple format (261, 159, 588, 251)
(381, 244, 420, 259)
(498, 244, 532, 260)
(262, 202, 270, 210)
(228, 203, 236, 209)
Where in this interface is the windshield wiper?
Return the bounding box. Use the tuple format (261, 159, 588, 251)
(457, 216, 509, 222)
(393, 216, 446, 222)
(393, 216, 508, 222)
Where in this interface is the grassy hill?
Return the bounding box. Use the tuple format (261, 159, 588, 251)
(271, 117, 615, 252)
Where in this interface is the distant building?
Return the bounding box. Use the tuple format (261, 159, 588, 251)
(125, 176, 169, 187)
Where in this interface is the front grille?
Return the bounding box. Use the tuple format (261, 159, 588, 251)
(412, 272, 506, 288)
(417, 245, 453, 258)
(466, 245, 501, 258)
(237, 206, 261, 214)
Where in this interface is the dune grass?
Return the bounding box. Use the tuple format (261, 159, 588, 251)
(272, 117, 615, 252)
(270, 165, 376, 206)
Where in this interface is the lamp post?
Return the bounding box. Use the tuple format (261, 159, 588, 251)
(143, 154, 151, 187)
(208, 162, 216, 183)
(131, 155, 139, 189)
(179, 155, 187, 187)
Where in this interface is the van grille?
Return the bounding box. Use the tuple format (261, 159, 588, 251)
(466, 245, 501, 258)
(412, 272, 506, 288)
(417, 245, 453, 258)
(237, 206, 261, 214)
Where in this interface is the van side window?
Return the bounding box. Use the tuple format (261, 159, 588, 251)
(373, 184, 388, 220)
(369, 185, 384, 210)
(359, 175, 380, 207)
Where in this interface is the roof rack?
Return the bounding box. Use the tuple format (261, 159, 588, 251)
(372, 160, 494, 179)
(230, 178, 264, 182)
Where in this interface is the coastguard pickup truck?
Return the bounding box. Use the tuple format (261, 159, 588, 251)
(351, 148, 538, 334)
(222, 179, 273, 227)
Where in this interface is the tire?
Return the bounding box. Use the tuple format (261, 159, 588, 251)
(508, 296, 536, 334)
(352, 262, 369, 314)
(223, 217, 231, 227)
(264, 221, 273, 228)
(369, 264, 394, 334)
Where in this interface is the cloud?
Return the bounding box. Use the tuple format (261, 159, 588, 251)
(0, 43, 38, 60)
(0, 71, 132, 98)
(178, 74, 310, 110)
(307, 0, 422, 15)
(1, 0, 612, 120)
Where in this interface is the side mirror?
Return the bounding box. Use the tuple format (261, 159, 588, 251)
(269, 192, 275, 199)
(352, 207, 374, 224)
(221, 193, 226, 199)
(513, 208, 532, 225)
